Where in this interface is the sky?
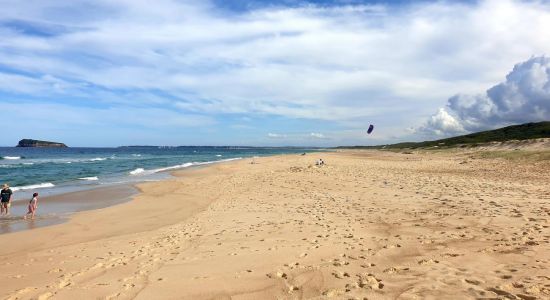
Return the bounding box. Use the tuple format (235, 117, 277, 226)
(0, 0, 549, 147)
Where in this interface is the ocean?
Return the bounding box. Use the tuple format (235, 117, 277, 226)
(0, 146, 319, 201)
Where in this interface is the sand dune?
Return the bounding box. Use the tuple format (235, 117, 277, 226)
(0, 150, 548, 299)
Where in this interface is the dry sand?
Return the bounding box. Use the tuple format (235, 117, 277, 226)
(0, 149, 548, 299)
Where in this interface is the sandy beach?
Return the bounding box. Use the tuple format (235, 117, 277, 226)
(0, 149, 548, 299)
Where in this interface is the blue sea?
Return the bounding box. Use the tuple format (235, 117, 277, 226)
(0, 146, 319, 201)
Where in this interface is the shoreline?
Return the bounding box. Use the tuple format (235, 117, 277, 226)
(0, 156, 249, 235)
(0, 184, 139, 235)
(0, 150, 548, 299)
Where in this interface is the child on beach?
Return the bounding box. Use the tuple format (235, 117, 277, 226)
(25, 192, 38, 219)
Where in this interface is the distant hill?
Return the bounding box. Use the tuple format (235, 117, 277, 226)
(17, 139, 68, 148)
(339, 121, 550, 149)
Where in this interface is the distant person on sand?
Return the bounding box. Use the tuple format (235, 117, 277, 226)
(1, 183, 13, 215)
(25, 192, 39, 220)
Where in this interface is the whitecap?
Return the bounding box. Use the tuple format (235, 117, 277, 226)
(12, 182, 55, 191)
(2, 156, 22, 160)
(130, 168, 146, 175)
(129, 157, 242, 176)
(79, 176, 99, 181)
(89, 157, 107, 162)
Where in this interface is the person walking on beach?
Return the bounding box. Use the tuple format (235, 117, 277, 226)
(1, 184, 13, 216)
(25, 192, 38, 220)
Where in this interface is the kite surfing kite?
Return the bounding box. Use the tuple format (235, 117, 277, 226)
(367, 124, 374, 134)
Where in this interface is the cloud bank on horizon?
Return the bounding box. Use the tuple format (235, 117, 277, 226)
(0, 0, 549, 146)
(417, 56, 550, 136)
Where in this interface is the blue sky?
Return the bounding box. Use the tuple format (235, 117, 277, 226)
(0, 0, 549, 147)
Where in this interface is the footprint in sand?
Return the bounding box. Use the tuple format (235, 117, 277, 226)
(383, 266, 410, 274)
(464, 278, 482, 285)
(288, 285, 299, 292)
(442, 253, 462, 258)
(357, 273, 384, 290)
(331, 271, 350, 279)
(418, 258, 439, 265)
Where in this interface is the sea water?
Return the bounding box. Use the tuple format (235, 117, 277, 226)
(0, 146, 320, 201)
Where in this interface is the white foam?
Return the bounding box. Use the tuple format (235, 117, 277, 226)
(193, 157, 242, 166)
(12, 182, 55, 191)
(128, 157, 242, 176)
(129, 168, 146, 175)
(216, 154, 222, 157)
(2, 156, 21, 160)
(152, 162, 194, 173)
(89, 157, 107, 162)
(23, 162, 34, 165)
(79, 176, 99, 181)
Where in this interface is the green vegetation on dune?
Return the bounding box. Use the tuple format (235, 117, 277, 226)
(473, 150, 550, 161)
(338, 121, 550, 150)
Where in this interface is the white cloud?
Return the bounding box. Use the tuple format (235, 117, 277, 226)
(310, 132, 326, 139)
(416, 108, 466, 136)
(418, 56, 550, 136)
(1, 0, 550, 146)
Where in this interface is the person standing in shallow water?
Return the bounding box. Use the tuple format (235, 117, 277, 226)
(1, 184, 13, 215)
(25, 192, 38, 220)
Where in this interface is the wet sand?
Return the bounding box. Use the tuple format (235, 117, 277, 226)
(0, 185, 138, 234)
(0, 149, 548, 299)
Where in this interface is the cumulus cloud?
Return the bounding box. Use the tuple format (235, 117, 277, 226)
(418, 56, 550, 136)
(417, 108, 466, 136)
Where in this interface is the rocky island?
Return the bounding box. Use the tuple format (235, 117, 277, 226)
(17, 139, 68, 148)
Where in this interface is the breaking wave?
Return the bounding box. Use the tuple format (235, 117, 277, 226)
(12, 182, 55, 192)
(1, 156, 22, 160)
(128, 158, 242, 176)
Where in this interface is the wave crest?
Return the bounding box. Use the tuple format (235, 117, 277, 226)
(129, 168, 146, 175)
(12, 182, 55, 192)
(1, 156, 22, 160)
(89, 157, 107, 162)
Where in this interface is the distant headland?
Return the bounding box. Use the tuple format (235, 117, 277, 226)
(17, 139, 68, 148)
